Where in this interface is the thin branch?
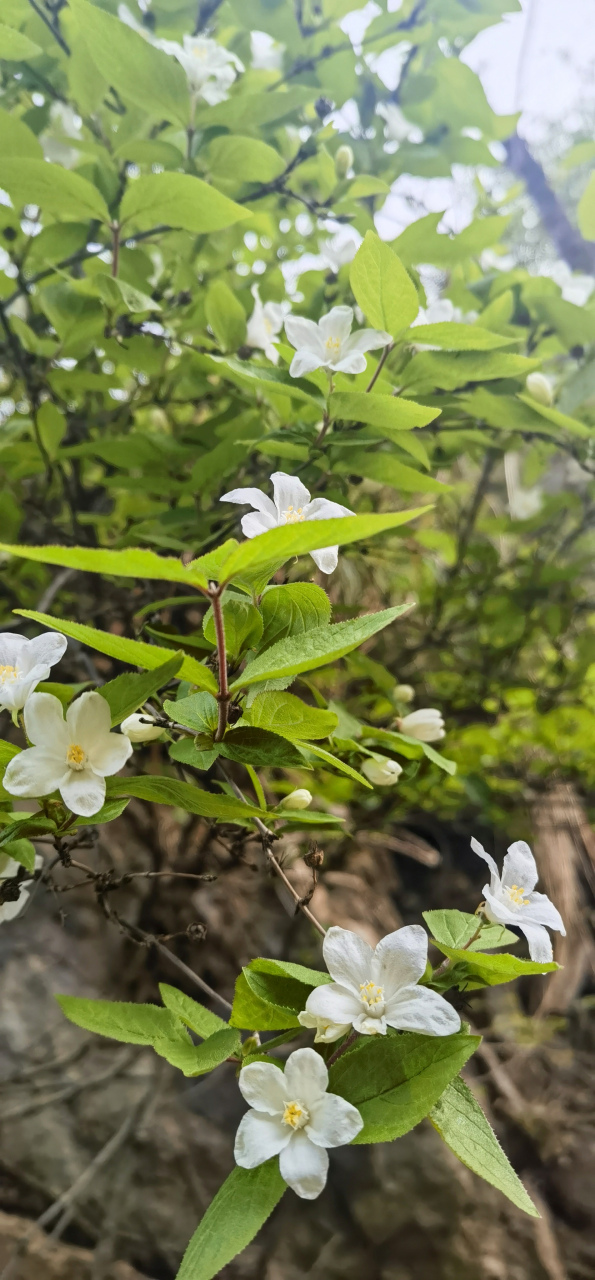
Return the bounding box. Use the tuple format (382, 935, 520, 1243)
(365, 343, 393, 393)
(208, 581, 230, 741)
(4, 225, 172, 308)
(27, 0, 70, 55)
(193, 0, 224, 34)
(505, 133, 595, 274)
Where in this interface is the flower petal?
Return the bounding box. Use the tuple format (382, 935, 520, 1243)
(0, 634, 25, 665)
(220, 486, 277, 521)
(21, 631, 68, 674)
(289, 348, 326, 377)
(297, 1011, 350, 1043)
(23, 692, 69, 750)
(271, 472, 311, 520)
(305, 498, 354, 520)
(304, 983, 361, 1027)
(331, 352, 368, 375)
(0, 887, 30, 922)
(525, 890, 565, 934)
(353, 1013, 387, 1035)
(482, 885, 517, 925)
(240, 512, 276, 539)
(284, 314, 324, 355)
(311, 546, 339, 574)
(340, 327, 392, 356)
(322, 925, 375, 994)
(66, 691, 111, 751)
(307, 1093, 363, 1148)
(471, 836, 499, 891)
(4, 747, 68, 798)
(238, 1061, 287, 1115)
(386, 985, 461, 1036)
(279, 1130, 329, 1199)
(59, 768, 106, 817)
(0, 673, 45, 713)
(283, 1047, 328, 1107)
(88, 732, 132, 777)
(519, 922, 553, 963)
(234, 1110, 290, 1168)
(373, 923, 428, 994)
(501, 840, 538, 894)
(318, 306, 353, 346)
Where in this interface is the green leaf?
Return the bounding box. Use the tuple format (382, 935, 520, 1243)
(243, 967, 313, 1016)
(164, 691, 219, 734)
(232, 606, 411, 690)
(0, 159, 110, 224)
(220, 726, 307, 769)
(159, 983, 228, 1037)
(363, 725, 457, 776)
(70, 0, 190, 126)
(329, 391, 439, 432)
(0, 742, 21, 768)
(106, 775, 264, 824)
(0, 24, 42, 58)
(180, 1026, 241, 1075)
(209, 135, 286, 184)
(203, 596, 263, 659)
(430, 1076, 539, 1217)
(423, 910, 518, 951)
(578, 171, 595, 239)
(248, 957, 332, 989)
(15, 611, 217, 693)
(100, 653, 183, 726)
(333, 451, 449, 494)
(1, 838, 36, 874)
(296, 740, 372, 788)
(230, 971, 300, 1030)
(407, 323, 516, 351)
(168, 739, 220, 771)
(176, 1161, 285, 1280)
(213, 357, 324, 407)
(73, 797, 130, 826)
(221, 510, 431, 582)
(350, 232, 419, 336)
(0, 542, 210, 589)
(248, 691, 337, 740)
(259, 583, 331, 650)
(119, 173, 251, 235)
(433, 943, 558, 988)
(56, 995, 197, 1068)
(0, 107, 43, 159)
(330, 1030, 479, 1143)
(205, 280, 247, 352)
(94, 275, 161, 315)
(0, 816, 55, 850)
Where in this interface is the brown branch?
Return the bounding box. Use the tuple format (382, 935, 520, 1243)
(505, 133, 595, 273)
(208, 581, 230, 741)
(366, 342, 393, 393)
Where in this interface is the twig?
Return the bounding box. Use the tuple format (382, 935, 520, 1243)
(0, 1048, 135, 1122)
(27, 0, 70, 55)
(193, 0, 223, 34)
(35, 567, 76, 614)
(208, 580, 230, 741)
(327, 1028, 358, 1067)
(365, 343, 393, 393)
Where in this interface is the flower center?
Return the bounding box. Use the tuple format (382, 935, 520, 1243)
(66, 743, 86, 771)
(325, 335, 341, 356)
(0, 665, 18, 684)
(282, 505, 305, 525)
(359, 980, 385, 1015)
(506, 883, 530, 908)
(282, 1100, 309, 1130)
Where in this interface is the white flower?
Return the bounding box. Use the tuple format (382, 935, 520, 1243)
(376, 102, 423, 145)
(234, 1047, 363, 1199)
(297, 1009, 351, 1043)
(412, 299, 464, 327)
(279, 788, 312, 810)
(304, 925, 461, 1038)
(361, 755, 402, 786)
(4, 692, 132, 817)
(250, 30, 284, 72)
(221, 471, 353, 575)
(121, 712, 163, 743)
(245, 285, 290, 364)
(118, 8, 242, 104)
(0, 631, 67, 713)
(398, 709, 445, 743)
(284, 306, 391, 378)
(0, 850, 42, 923)
(471, 837, 565, 963)
(525, 372, 554, 406)
(320, 234, 359, 275)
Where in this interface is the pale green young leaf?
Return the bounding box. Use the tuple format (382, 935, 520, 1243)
(430, 1077, 539, 1216)
(159, 984, 228, 1037)
(0, 159, 110, 224)
(15, 611, 217, 693)
(230, 971, 300, 1030)
(176, 1162, 285, 1280)
(232, 607, 412, 690)
(205, 280, 247, 351)
(0, 542, 208, 588)
(249, 958, 332, 988)
(0, 24, 42, 58)
(56, 995, 190, 1049)
(243, 968, 313, 1016)
(578, 171, 595, 239)
(1, 838, 36, 874)
(99, 653, 183, 725)
(208, 135, 286, 183)
(433, 943, 558, 986)
(119, 173, 251, 235)
(221, 510, 432, 581)
(168, 740, 220, 771)
(248, 691, 337, 740)
(329, 391, 439, 431)
(164, 691, 219, 734)
(259, 584, 331, 650)
(0, 108, 43, 159)
(406, 323, 516, 351)
(296, 741, 372, 788)
(203, 596, 263, 659)
(333, 452, 449, 494)
(350, 232, 419, 336)
(106, 775, 264, 824)
(423, 909, 517, 951)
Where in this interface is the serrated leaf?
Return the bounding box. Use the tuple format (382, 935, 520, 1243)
(329, 391, 439, 432)
(181, 1026, 241, 1076)
(232, 607, 411, 690)
(423, 909, 517, 951)
(0, 541, 210, 589)
(407, 323, 516, 351)
(243, 967, 313, 1016)
(106, 775, 265, 824)
(176, 1161, 285, 1280)
(259, 583, 331, 651)
(168, 739, 220, 771)
(249, 958, 332, 988)
(1, 838, 36, 874)
(221, 510, 430, 582)
(433, 943, 558, 987)
(164, 691, 219, 734)
(15, 611, 217, 693)
(248, 692, 337, 740)
(120, 173, 251, 235)
(297, 741, 372, 788)
(220, 726, 307, 769)
(56, 994, 191, 1060)
(0, 159, 110, 224)
(333, 450, 449, 494)
(203, 596, 263, 659)
(159, 984, 227, 1037)
(0, 24, 43, 59)
(350, 232, 419, 336)
(230, 971, 300, 1030)
(100, 653, 183, 725)
(430, 1076, 539, 1216)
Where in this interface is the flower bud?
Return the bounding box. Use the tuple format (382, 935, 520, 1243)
(334, 144, 354, 179)
(525, 372, 554, 406)
(394, 684, 414, 703)
(398, 708, 445, 743)
(361, 755, 402, 786)
(120, 712, 163, 743)
(279, 788, 313, 810)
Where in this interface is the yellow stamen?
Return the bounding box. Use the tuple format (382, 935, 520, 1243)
(359, 980, 384, 1010)
(0, 665, 18, 683)
(66, 743, 86, 769)
(325, 336, 341, 355)
(282, 1100, 309, 1130)
(508, 884, 530, 907)
(282, 505, 305, 525)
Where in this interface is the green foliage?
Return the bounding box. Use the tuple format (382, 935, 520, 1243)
(233, 608, 411, 689)
(247, 692, 337, 740)
(176, 1162, 285, 1280)
(350, 233, 419, 336)
(423, 910, 518, 951)
(158, 985, 228, 1038)
(100, 654, 183, 725)
(106, 776, 265, 824)
(433, 944, 558, 989)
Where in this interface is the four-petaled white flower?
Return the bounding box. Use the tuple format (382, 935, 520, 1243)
(0, 851, 42, 924)
(246, 285, 291, 364)
(0, 631, 67, 714)
(221, 471, 353, 574)
(297, 1009, 351, 1044)
(303, 924, 461, 1037)
(121, 712, 163, 743)
(361, 755, 402, 786)
(471, 837, 565, 963)
(284, 306, 391, 378)
(234, 1047, 363, 1199)
(398, 708, 445, 743)
(118, 8, 243, 104)
(4, 692, 132, 817)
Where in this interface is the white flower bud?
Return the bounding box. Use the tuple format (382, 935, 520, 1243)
(121, 712, 163, 743)
(398, 709, 445, 743)
(334, 144, 354, 179)
(361, 756, 402, 786)
(279, 788, 313, 810)
(525, 372, 554, 406)
(394, 684, 415, 703)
